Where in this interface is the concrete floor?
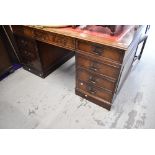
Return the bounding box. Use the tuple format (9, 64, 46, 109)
(0, 27, 155, 129)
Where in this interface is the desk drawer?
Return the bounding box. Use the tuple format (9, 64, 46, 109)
(76, 40, 124, 63)
(77, 81, 113, 103)
(76, 54, 121, 80)
(77, 69, 116, 92)
(34, 30, 75, 49)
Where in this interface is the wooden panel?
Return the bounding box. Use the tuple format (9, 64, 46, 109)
(76, 54, 121, 80)
(76, 40, 124, 63)
(115, 46, 137, 94)
(77, 68, 116, 92)
(34, 29, 75, 50)
(14, 35, 42, 72)
(37, 41, 74, 70)
(77, 80, 113, 103)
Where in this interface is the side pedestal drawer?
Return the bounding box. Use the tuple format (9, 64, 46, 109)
(76, 54, 121, 80)
(77, 68, 116, 92)
(77, 80, 113, 103)
(76, 40, 124, 63)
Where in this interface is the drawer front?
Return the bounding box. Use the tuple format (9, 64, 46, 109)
(77, 81, 113, 103)
(77, 69, 116, 92)
(76, 40, 124, 63)
(76, 54, 120, 79)
(34, 30, 75, 50)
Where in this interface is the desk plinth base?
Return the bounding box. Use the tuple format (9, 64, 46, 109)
(75, 88, 112, 110)
(23, 52, 74, 78)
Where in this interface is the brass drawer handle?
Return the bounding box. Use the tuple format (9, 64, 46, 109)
(90, 67, 97, 71)
(89, 76, 96, 84)
(90, 80, 96, 84)
(89, 90, 96, 94)
(86, 85, 96, 94)
(92, 46, 103, 55)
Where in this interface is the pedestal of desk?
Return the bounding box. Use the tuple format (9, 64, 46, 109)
(12, 25, 148, 110)
(14, 34, 74, 78)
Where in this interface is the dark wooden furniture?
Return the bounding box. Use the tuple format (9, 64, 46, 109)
(12, 29, 74, 78)
(12, 25, 148, 110)
(0, 26, 19, 78)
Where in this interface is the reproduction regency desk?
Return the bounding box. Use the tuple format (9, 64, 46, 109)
(11, 25, 149, 110)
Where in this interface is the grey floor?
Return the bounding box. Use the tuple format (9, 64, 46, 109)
(0, 27, 155, 129)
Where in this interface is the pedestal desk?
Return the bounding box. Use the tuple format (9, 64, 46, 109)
(11, 25, 149, 110)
